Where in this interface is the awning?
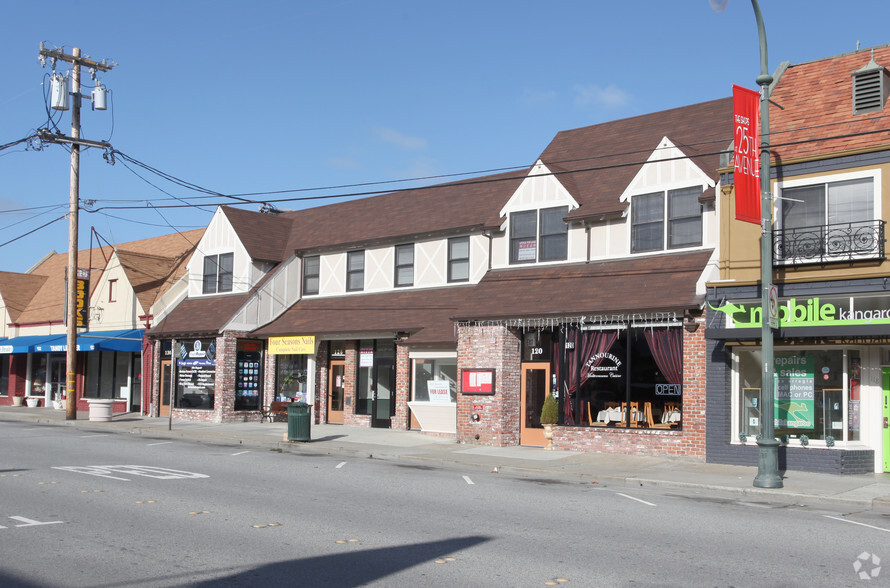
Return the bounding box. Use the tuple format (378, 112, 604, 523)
(0, 329, 146, 354)
(0, 334, 63, 354)
(72, 329, 146, 352)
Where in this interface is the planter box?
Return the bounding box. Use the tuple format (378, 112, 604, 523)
(87, 399, 114, 422)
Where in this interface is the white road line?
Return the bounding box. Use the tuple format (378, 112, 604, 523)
(336, 462, 347, 469)
(617, 493, 656, 507)
(463, 476, 474, 485)
(146, 441, 172, 446)
(80, 434, 106, 438)
(231, 451, 250, 456)
(824, 515, 890, 534)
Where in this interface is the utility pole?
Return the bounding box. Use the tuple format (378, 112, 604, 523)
(38, 45, 114, 420)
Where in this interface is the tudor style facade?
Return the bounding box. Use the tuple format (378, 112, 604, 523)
(148, 98, 732, 462)
(707, 45, 890, 474)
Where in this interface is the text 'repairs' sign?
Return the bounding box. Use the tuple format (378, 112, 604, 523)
(733, 85, 760, 225)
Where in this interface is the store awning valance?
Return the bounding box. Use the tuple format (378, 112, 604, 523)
(0, 329, 146, 354)
(0, 334, 62, 354)
(71, 329, 146, 352)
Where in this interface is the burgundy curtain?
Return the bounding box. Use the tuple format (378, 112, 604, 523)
(643, 327, 683, 385)
(563, 327, 619, 425)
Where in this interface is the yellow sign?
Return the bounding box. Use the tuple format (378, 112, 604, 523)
(268, 335, 316, 355)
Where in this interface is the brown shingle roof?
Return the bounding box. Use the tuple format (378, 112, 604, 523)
(538, 98, 733, 221)
(453, 250, 714, 321)
(275, 170, 527, 253)
(251, 286, 474, 345)
(11, 230, 203, 326)
(149, 293, 252, 337)
(769, 44, 890, 162)
(221, 207, 294, 262)
(0, 272, 48, 323)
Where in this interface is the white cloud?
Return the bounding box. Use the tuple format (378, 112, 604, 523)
(521, 88, 557, 105)
(573, 83, 631, 108)
(374, 127, 428, 150)
(326, 156, 360, 169)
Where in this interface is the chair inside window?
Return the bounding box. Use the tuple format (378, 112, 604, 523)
(617, 401, 639, 427)
(643, 402, 673, 429)
(587, 401, 608, 426)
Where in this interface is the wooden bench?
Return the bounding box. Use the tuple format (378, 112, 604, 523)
(260, 400, 290, 423)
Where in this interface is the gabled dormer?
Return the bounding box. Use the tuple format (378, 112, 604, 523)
(619, 137, 716, 255)
(187, 206, 292, 298)
(496, 161, 580, 266)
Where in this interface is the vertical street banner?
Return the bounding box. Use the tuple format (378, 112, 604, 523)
(75, 268, 89, 328)
(733, 85, 761, 225)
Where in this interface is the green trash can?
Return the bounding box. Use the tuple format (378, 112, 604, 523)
(287, 402, 311, 442)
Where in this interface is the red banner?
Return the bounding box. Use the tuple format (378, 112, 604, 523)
(733, 85, 760, 224)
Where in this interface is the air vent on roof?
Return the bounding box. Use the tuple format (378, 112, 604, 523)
(852, 50, 889, 115)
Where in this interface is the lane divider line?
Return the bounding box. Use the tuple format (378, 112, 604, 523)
(617, 492, 656, 507)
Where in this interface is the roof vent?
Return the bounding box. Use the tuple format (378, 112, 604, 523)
(852, 50, 889, 115)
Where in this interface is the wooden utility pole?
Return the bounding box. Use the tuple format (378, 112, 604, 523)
(38, 45, 114, 420)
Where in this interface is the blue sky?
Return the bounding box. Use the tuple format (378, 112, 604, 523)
(1, 0, 887, 272)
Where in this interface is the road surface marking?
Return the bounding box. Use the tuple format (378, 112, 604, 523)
(617, 493, 656, 506)
(53, 465, 209, 481)
(463, 476, 474, 485)
(824, 515, 890, 533)
(80, 434, 106, 438)
(336, 462, 347, 469)
(10, 516, 64, 527)
(231, 451, 250, 456)
(147, 441, 172, 446)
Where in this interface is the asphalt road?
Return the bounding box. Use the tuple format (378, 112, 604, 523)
(1, 420, 887, 587)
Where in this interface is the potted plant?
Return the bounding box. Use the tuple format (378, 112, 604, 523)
(540, 393, 559, 450)
(12, 392, 24, 407)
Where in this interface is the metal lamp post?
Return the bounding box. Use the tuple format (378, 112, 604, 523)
(748, 0, 782, 489)
(713, 0, 782, 487)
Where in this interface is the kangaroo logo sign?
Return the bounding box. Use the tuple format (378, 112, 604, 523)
(710, 294, 890, 330)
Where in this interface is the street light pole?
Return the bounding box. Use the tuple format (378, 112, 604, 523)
(748, 0, 782, 488)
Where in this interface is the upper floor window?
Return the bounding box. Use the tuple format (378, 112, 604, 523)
(202, 253, 233, 294)
(776, 176, 880, 264)
(631, 188, 702, 253)
(394, 244, 414, 288)
(781, 178, 874, 229)
(347, 250, 364, 292)
(448, 237, 469, 282)
(303, 256, 319, 296)
(510, 206, 568, 263)
(108, 279, 117, 303)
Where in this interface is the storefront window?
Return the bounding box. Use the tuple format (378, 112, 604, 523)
(543, 325, 683, 429)
(175, 339, 216, 409)
(735, 347, 857, 444)
(275, 354, 307, 403)
(85, 351, 132, 399)
(0, 357, 8, 396)
(356, 340, 374, 415)
(31, 355, 47, 397)
(235, 340, 264, 410)
(412, 358, 457, 403)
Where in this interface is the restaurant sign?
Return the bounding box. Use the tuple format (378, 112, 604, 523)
(711, 294, 890, 329)
(268, 335, 316, 355)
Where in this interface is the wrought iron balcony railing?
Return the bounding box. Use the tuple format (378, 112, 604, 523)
(773, 219, 886, 265)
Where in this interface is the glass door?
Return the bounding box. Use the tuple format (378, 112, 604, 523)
(520, 362, 550, 447)
(371, 359, 395, 428)
(328, 360, 345, 424)
(159, 360, 171, 418)
(49, 355, 66, 404)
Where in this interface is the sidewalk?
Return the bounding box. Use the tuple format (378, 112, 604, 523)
(3, 405, 889, 511)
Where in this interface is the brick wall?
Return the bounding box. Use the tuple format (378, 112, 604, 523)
(315, 343, 329, 425)
(393, 343, 410, 430)
(456, 317, 710, 459)
(456, 324, 522, 446)
(343, 341, 370, 426)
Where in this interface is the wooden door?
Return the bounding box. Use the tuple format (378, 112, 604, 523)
(520, 362, 550, 447)
(327, 360, 345, 424)
(159, 360, 171, 418)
